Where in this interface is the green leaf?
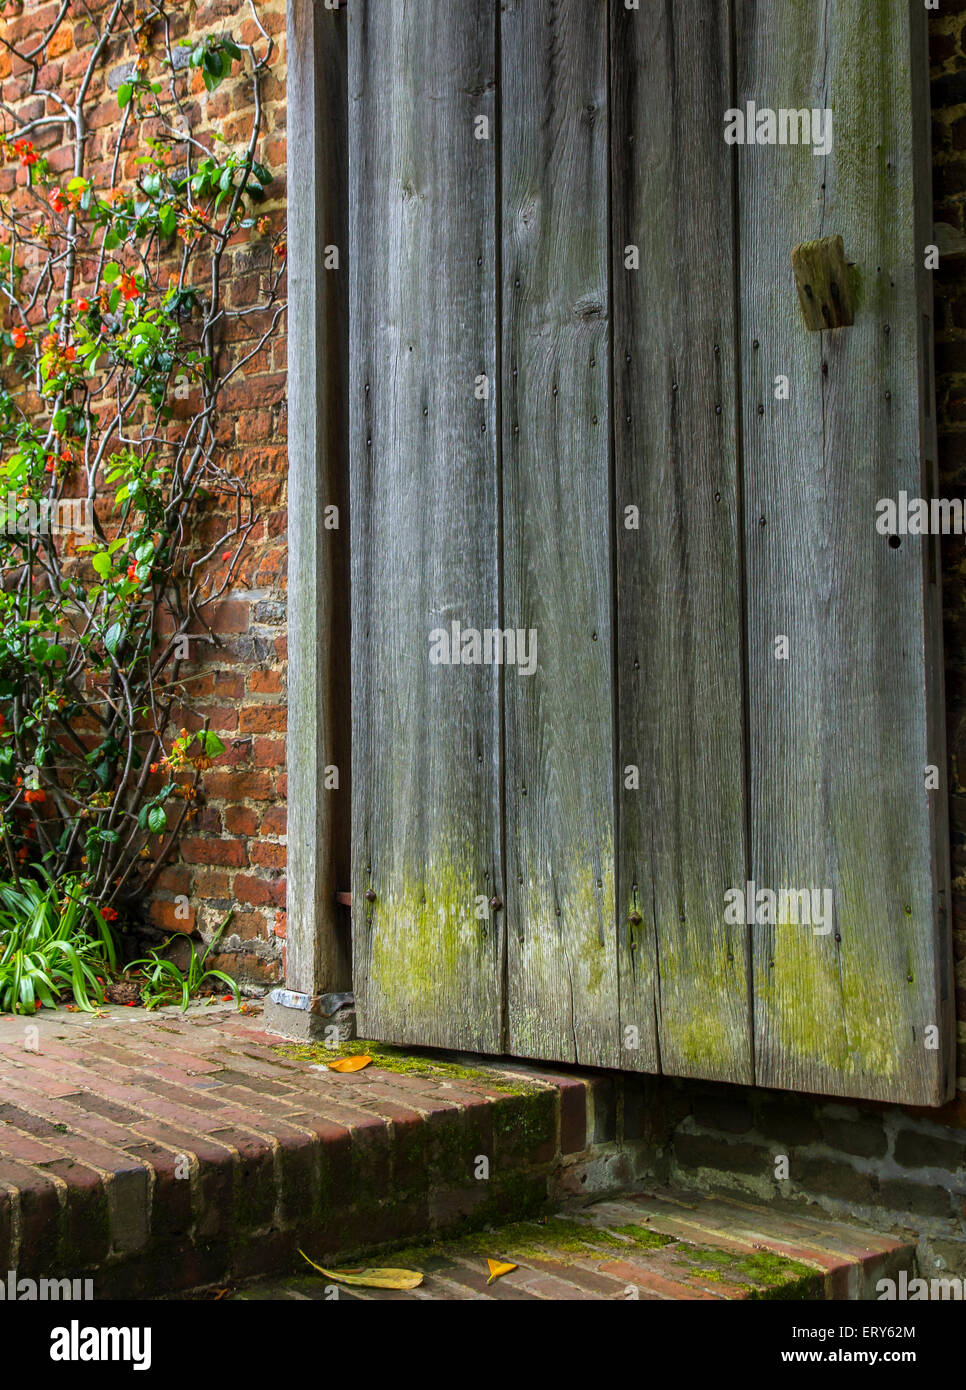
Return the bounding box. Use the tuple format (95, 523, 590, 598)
(104, 622, 123, 656)
(91, 553, 112, 579)
(148, 805, 167, 835)
(118, 83, 133, 108)
(103, 263, 120, 284)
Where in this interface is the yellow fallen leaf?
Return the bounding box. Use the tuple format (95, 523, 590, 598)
(326, 1054, 373, 1073)
(299, 1251, 422, 1289)
(486, 1258, 518, 1284)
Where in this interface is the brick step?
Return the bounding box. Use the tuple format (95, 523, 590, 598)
(0, 1004, 916, 1300)
(225, 1191, 915, 1301)
(0, 1003, 619, 1298)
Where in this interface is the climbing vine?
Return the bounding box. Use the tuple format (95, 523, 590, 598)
(0, 0, 285, 918)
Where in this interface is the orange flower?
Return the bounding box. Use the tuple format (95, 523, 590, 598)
(13, 139, 38, 168)
(24, 788, 46, 804)
(11, 325, 26, 348)
(127, 561, 139, 582)
(75, 297, 89, 313)
(100, 906, 119, 922)
(120, 273, 140, 302)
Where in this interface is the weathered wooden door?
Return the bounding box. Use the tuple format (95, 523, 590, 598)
(347, 0, 953, 1104)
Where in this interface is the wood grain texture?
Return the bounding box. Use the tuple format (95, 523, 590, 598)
(348, 0, 503, 1050)
(285, 0, 351, 995)
(612, 0, 752, 1083)
(737, 0, 952, 1102)
(501, 0, 620, 1066)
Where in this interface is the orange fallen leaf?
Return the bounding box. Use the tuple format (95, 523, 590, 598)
(327, 1054, 373, 1073)
(486, 1259, 518, 1284)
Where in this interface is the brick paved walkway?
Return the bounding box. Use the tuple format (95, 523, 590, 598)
(0, 1001, 608, 1297)
(0, 1003, 915, 1300)
(228, 1193, 913, 1301)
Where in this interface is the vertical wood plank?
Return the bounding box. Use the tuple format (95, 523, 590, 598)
(285, 0, 351, 997)
(348, 0, 503, 1050)
(737, 0, 953, 1102)
(611, 0, 752, 1083)
(501, 0, 619, 1066)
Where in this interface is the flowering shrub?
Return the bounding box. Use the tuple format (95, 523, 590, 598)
(0, 0, 285, 926)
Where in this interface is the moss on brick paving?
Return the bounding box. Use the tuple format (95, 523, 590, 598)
(273, 1039, 541, 1094)
(261, 1215, 818, 1300)
(341, 1219, 667, 1268)
(666, 1244, 820, 1300)
(293, 1215, 670, 1274)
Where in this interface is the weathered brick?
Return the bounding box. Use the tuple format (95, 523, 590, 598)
(819, 1115, 889, 1160)
(879, 1178, 955, 1220)
(893, 1129, 966, 1171)
(673, 1132, 770, 1178)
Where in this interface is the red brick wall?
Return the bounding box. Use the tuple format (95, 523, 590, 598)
(932, 2, 966, 1083)
(0, 0, 289, 986)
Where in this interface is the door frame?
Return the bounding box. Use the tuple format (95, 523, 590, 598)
(271, 0, 352, 1033)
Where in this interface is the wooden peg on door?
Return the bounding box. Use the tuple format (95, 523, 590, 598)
(791, 235, 856, 330)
